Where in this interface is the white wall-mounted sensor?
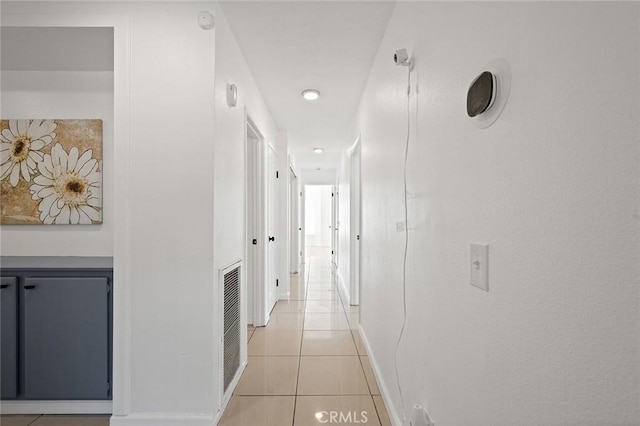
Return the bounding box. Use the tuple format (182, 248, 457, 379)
(227, 84, 237, 107)
(394, 48, 413, 68)
(198, 11, 215, 30)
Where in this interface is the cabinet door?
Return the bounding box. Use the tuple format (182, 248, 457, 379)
(21, 277, 109, 400)
(1, 276, 18, 399)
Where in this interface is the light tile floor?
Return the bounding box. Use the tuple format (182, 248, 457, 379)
(1, 247, 391, 426)
(220, 245, 392, 426)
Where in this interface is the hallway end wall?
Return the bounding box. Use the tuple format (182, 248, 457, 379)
(353, 3, 640, 425)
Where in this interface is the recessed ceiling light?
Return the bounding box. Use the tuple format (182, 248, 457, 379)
(313, 147, 324, 154)
(302, 89, 320, 101)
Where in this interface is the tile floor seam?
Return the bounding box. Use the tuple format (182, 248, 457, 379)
(357, 353, 374, 396)
(291, 259, 310, 426)
(27, 415, 43, 425)
(371, 395, 386, 426)
(299, 354, 359, 357)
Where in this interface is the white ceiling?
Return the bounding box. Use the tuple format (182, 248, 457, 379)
(219, 1, 395, 171)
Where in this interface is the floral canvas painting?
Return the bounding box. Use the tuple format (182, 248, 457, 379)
(1, 119, 103, 225)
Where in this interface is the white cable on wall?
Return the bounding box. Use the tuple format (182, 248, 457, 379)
(394, 62, 413, 425)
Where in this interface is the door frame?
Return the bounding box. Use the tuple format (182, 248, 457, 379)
(289, 165, 299, 274)
(245, 116, 269, 326)
(266, 143, 279, 315)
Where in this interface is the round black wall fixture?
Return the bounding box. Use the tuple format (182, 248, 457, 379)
(468, 59, 511, 129)
(467, 71, 496, 117)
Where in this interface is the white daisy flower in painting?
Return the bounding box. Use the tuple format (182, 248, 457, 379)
(29, 143, 102, 225)
(0, 119, 57, 187)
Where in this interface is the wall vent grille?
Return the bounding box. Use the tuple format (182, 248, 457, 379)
(222, 264, 241, 394)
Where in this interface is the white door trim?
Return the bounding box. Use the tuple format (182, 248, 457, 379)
(289, 165, 299, 274)
(245, 115, 268, 326)
(266, 144, 279, 314)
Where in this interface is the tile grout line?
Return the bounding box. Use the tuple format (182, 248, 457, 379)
(291, 257, 310, 426)
(371, 394, 386, 426)
(27, 414, 43, 425)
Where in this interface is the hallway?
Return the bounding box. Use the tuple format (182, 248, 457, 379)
(0, 2, 638, 425)
(219, 247, 391, 426)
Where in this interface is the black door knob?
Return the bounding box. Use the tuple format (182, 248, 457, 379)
(269, 236, 275, 242)
(24, 285, 36, 290)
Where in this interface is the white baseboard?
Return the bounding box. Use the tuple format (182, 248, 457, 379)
(336, 269, 350, 304)
(0, 400, 112, 414)
(358, 325, 403, 426)
(212, 358, 247, 425)
(109, 413, 213, 426)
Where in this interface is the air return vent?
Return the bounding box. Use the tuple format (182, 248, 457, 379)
(221, 261, 241, 394)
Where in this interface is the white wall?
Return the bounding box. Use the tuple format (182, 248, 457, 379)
(0, 70, 114, 256)
(215, 2, 289, 308)
(301, 167, 336, 185)
(3, 2, 219, 424)
(336, 152, 351, 299)
(214, 0, 288, 361)
(352, 3, 640, 425)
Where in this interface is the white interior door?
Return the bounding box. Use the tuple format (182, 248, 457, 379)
(300, 188, 305, 263)
(267, 146, 279, 313)
(350, 141, 361, 306)
(331, 186, 339, 268)
(289, 168, 299, 274)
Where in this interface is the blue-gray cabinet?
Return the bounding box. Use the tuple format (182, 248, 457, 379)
(22, 277, 110, 399)
(1, 276, 18, 399)
(0, 264, 112, 401)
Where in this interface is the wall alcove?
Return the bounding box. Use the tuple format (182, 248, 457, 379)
(0, 14, 130, 416)
(1, 26, 115, 254)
